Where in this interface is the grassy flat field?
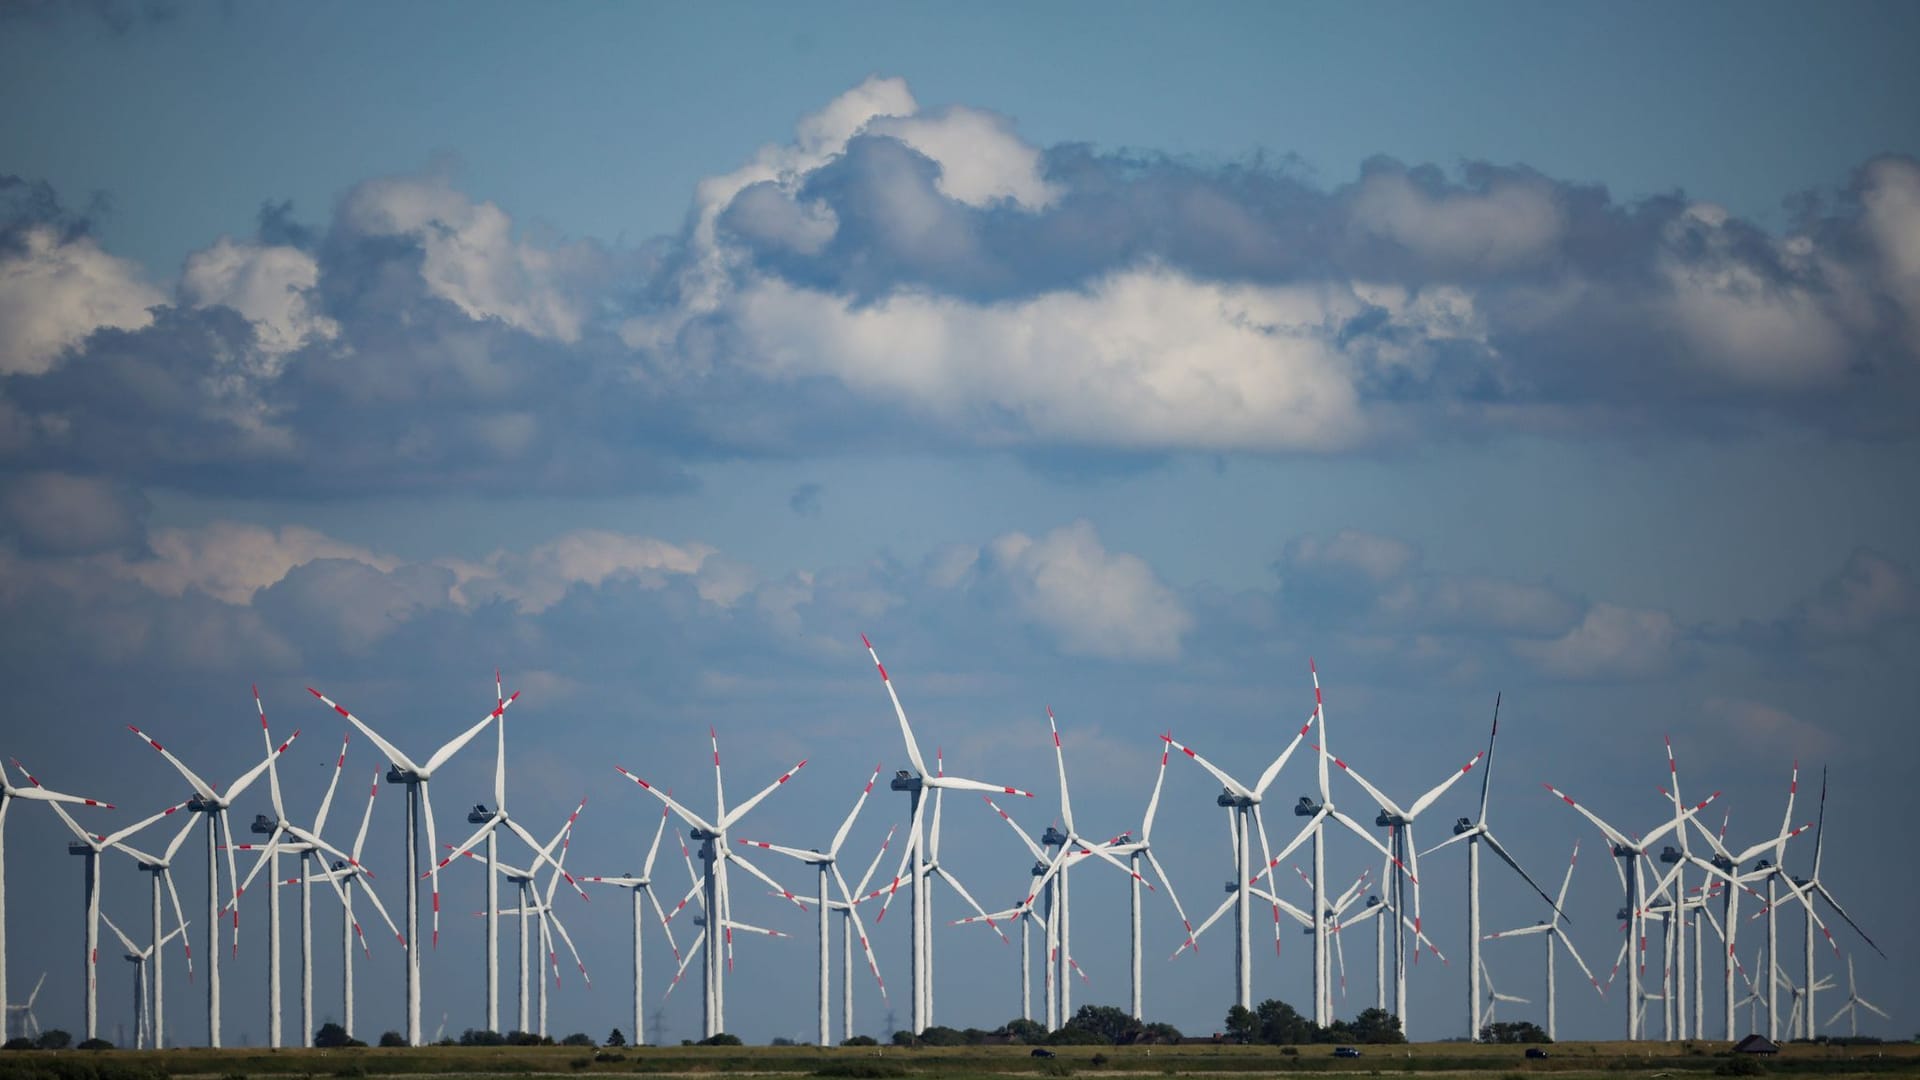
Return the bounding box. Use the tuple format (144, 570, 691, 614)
(3, 1041, 1917, 1080)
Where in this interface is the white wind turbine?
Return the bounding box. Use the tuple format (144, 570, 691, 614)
(1477, 956, 1528, 1029)
(616, 727, 808, 1039)
(307, 684, 518, 1045)
(127, 711, 302, 1047)
(35, 774, 193, 1042)
(1672, 762, 1812, 1039)
(1826, 956, 1887, 1037)
(106, 809, 200, 1049)
(434, 672, 573, 1037)
(1784, 767, 1883, 1040)
(1483, 840, 1604, 1041)
(448, 795, 587, 1037)
(581, 800, 684, 1047)
(97, 911, 187, 1049)
(1420, 696, 1565, 1042)
(226, 694, 361, 1047)
(1543, 778, 1718, 1040)
(1318, 738, 1485, 1032)
(1081, 736, 1193, 1022)
(280, 768, 404, 1042)
(766, 826, 897, 1043)
(734, 764, 893, 1046)
(489, 805, 593, 1039)
(6, 972, 45, 1040)
(1777, 960, 1834, 1041)
(1160, 693, 1399, 1016)
(859, 634, 1036, 1034)
(1, 759, 112, 1045)
(1025, 709, 1160, 1028)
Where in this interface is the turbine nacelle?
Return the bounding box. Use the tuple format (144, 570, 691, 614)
(1298, 797, 1325, 818)
(467, 804, 491, 824)
(1218, 791, 1255, 809)
(384, 765, 418, 785)
(1040, 826, 1069, 848)
(250, 814, 279, 835)
(1452, 816, 1473, 835)
(1375, 810, 1407, 827)
(889, 771, 921, 793)
(1659, 845, 1683, 864)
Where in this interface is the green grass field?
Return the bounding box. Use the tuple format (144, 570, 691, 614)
(2, 1040, 1918, 1080)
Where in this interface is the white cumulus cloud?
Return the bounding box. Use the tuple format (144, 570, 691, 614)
(0, 225, 163, 375)
(180, 237, 339, 356)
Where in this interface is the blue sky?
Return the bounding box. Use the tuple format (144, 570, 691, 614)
(1, 0, 1916, 1049)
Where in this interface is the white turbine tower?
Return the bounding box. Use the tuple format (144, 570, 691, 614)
(307, 684, 518, 1044)
(859, 634, 1035, 1035)
(616, 728, 808, 1039)
(1, 760, 112, 1045)
(1543, 779, 1717, 1039)
(1161, 693, 1399, 1016)
(1484, 840, 1604, 1041)
(734, 764, 893, 1046)
(435, 672, 572, 1037)
(108, 810, 200, 1049)
(281, 769, 404, 1042)
(35, 776, 192, 1042)
(1420, 696, 1564, 1041)
(127, 711, 302, 1047)
(227, 694, 360, 1047)
(1318, 740, 1485, 1032)
(582, 800, 687, 1047)
(1101, 737, 1195, 1022)
(98, 912, 187, 1049)
(448, 796, 587, 1037)
(1827, 956, 1887, 1037)
(1784, 768, 1883, 1040)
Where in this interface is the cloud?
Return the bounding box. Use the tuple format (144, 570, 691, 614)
(965, 520, 1193, 662)
(0, 470, 148, 555)
(1510, 602, 1680, 680)
(0, 179, 163, 374)
(1702, 697, 1835, 760)
(179, 237, 339, 356)
(1785, 548, 1916, 642)
(1276, 529, 1580, 637)
(104, 522, 397, 604)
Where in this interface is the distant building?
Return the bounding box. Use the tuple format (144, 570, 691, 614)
(1733, 1034, 1780, 1055)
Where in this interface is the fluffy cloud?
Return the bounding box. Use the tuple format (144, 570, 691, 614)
(180, 237, 339, 355)
(105, 522, 398, 604)
(1510, 602, 1680, 680)
(1785, 548, 1915, 641)
(947, 520, 1193, 661)
(0, 224, 162, 375)
(0, 471, 148, 555)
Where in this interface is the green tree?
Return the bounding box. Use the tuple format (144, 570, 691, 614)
(917, 1026, 966, 1046)
(314, 1022, 351, 1048)
(1223, 1006, 1257, 1044)
(1065, 1005, 1141, 1045)
(606, 1028, 627, 1047)
(1479, 1021, 1549, 1044)
(378, 1031, 408, 1048)
(1254, 999, 1314, 1045)
(1349, 1008, 1406, 1045)
(1003, 1018, 1047, 1043)
(840, 1035, 878, 1046)
(34, 1031, 72, 1050)
(561, 1033, 595, 1047)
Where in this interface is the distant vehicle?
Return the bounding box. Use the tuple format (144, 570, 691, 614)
(1333, 1047, 1362, 1058)
(1030, 1048, 1056, 1058)
(1525, 1048, 1550, 1059)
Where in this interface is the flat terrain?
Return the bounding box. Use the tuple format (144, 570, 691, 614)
(4, 1041, 1917, 1080)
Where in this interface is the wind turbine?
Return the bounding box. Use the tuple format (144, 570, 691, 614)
(1483, 840, 1604, 1041)
(1477, 956, 1528, 1030)
(1826, 956, 1887, 1037)
(1318, 738, 1484, 1032)
(1160, 688, 1398, 1016)
(1543, 778, 1718, 1039)
(859, 634, 1035, 1034)
(434, 672, 571, 1036)
(226, 694, 359, 1047)
(1785, 767, 1883, 1039)
(582, 800, 686, 1046)
(491, 807, 593, 1039)
(6, 972, 45, 1040)
(307, 684, 518, 1045)
(98, 911, 187, 1049)
(616, 727, 807, 1039)
(127, 709, 301, 1047)
(1, 760, 112, 1045)
(107, 809, 200, 1049)
(35, 773, 193, 1042)
(734, 764, 892, 1046)
(279, 768, 404, 1042)
(448, 795, 587, 1037)
(1420, 695, 1564, 1041)
(1088, 736, 1193, 1022)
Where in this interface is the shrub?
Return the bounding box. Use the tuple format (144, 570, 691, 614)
(839, 1036, 879, 1047)
(314, 1023, 353, 1049)
(888, 1032, 914, 1048)
(377, 1031, 407, 1048)
(34, 1032, 72, 1051)
(561, 1034, 596, 1047)
(605, 1030, 627, 1048)
(76, 1039, 114, 1051)
(1714, 1058, 1766, 1077)
(568, 1057, 592, 1070)
(1089, 1053, 1109, 1067)
(2, 1038, 33, 1051)
(697, 1033, 742, 1047)
(460, 1029, 508, 1047)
